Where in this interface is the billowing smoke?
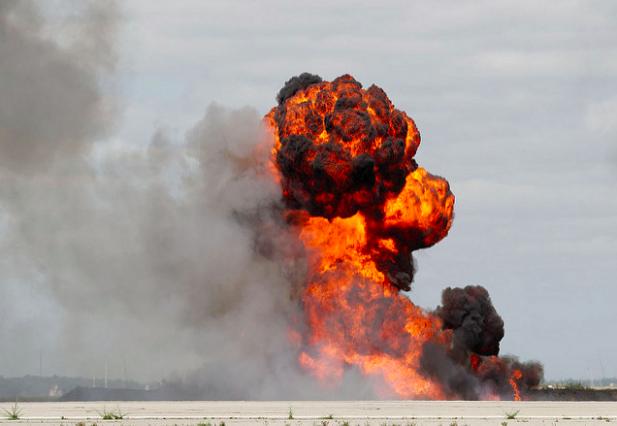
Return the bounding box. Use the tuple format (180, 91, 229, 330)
(274, 74, 419, 219)
(269, 73, 453, 291)
(421, 286, 543, 399)
(0, 1, 327, 398)
(276, 72, 324, 104)
(437, 286, 504, 358)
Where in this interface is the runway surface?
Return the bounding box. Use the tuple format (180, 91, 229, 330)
(1, 400, 616, 425)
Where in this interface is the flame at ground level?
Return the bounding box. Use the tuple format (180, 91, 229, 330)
(294, 212, 450, 399)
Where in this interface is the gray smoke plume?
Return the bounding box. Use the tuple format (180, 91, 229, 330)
(0, 0, 121, 375)
(0, 0, 273, 387)
(0, 1, 380, 399)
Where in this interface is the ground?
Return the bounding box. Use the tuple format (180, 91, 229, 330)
(1, 401, 616, 425)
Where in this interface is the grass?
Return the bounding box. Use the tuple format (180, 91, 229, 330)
(288, 407, 294, 419)
(2, 402, 22, 420)
(98, 406, 126, 420)
(505, 410, 520, 420)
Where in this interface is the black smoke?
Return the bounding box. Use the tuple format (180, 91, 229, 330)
(272, 73, 420, 221)
(420, 285, 543, 399)
(270, 73, 456, 292)
(276, 72, 323, 104)
(437, 285, 505, 357)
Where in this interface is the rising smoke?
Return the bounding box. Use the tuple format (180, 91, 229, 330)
(421, 286, 543, 399)
(0, 0, 314, 397)
(0, 1, 391, 399)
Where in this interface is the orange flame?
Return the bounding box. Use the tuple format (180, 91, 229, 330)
(297, 214, 448, 398)
(510, 369, 523, 401)
(266, 74, 457, 398)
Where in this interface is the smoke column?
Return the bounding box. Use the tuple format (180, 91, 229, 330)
(0, 1, 316, 398)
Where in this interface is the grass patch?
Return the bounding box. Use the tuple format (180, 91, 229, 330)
(2, 402, 22, 420)
(505, 410, 520, 420)
(98, 406, 126, 420)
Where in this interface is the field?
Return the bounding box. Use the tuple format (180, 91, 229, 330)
(1, 401, 616, 425)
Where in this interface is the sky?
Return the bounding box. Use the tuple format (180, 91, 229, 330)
(1, 0, 616, 384)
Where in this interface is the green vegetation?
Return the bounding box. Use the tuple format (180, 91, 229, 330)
(2, 402, 22, 420)
(98, 406, 126, 420)
(505, 410, 520, 420)
(288, 407, 294, 419)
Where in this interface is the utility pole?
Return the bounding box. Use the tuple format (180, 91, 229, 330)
(122, 357, 127, 387)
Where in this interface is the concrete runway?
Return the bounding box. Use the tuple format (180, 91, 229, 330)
(0, 401, 616, 425)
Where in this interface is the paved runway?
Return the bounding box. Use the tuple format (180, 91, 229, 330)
(1, 400, 616, 425)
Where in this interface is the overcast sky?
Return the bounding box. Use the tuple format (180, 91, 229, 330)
(2, 0, 616, 383)
(116, 0, 617, 381)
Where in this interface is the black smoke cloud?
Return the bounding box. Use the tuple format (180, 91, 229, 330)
(437, 285, 505, 357)
(276, 72, 323, 104)
(421, 285, 543, 399)
(273, 74, 417, 221)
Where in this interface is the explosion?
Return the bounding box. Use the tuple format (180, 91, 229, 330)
(265, 73, 542, 400)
